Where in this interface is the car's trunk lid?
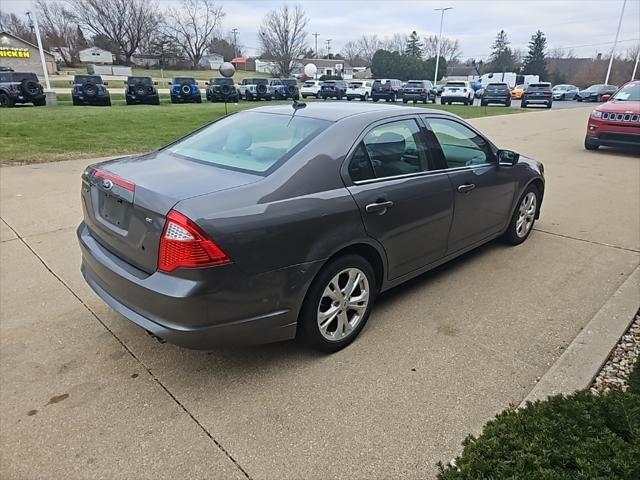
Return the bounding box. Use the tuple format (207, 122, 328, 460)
(81, 151, 260, 273)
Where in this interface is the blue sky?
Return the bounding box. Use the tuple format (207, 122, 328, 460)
(3, 0, 639, 59)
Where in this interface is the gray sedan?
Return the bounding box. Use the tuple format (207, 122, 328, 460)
(78, 103, 545, 352)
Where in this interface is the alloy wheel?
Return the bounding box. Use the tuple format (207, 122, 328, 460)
(317, 268, 370, 342)
(516, 192, 537, 238)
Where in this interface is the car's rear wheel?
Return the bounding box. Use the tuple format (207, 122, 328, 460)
(0, 93, 14, 108)
(521, 101, 528, 108)
(299, 255, 377, 352)
(584, 136, 599, 151)
(363, 93, 368, 101)
(502, 185, 539, 245)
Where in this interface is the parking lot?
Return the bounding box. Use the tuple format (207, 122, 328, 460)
(1, 106, 639, 479)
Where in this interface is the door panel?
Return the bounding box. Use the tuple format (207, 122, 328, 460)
(422, 115, 518, 253)
(345, 117, 453, 279)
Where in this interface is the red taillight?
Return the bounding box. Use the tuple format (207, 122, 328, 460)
(158, 210, 231, 272)
(94, 169, 136, 192)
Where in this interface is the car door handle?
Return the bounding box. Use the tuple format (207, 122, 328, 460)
(365, 200, 394, 215)
(457, 183, 476, 193)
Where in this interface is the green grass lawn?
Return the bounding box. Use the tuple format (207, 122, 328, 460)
(1, 100, 527, 164)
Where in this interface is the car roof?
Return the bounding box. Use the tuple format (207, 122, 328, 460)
(249, 102, 451, 122)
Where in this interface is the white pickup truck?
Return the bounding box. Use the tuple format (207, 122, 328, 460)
(300, 80, 322, 98)
(346, 81, 372, 101)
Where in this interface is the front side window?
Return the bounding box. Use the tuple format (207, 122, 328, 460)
(612, 82, 640, 101)
(423, 117, 492, 168)
(167, 112, 330, 174)
(348, 119, 432, 181)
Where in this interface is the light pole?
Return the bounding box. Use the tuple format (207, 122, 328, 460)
(231, 28, 238, 61)
(632, 46, 639, 80)
(25, 11, 50, 91)
(604, 0, 626, 85)
(433, 7, 453, 86)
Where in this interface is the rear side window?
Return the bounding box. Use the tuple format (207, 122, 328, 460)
(348, 119, 433, 181)
(167, 112, 330, 174)
(423, 117, 492, 168)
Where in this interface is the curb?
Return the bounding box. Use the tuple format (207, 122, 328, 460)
(520, 264, 640, 406)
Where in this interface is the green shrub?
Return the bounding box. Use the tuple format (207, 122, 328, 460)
(438, 389, 640, 480)
(629, 356, 640, 395)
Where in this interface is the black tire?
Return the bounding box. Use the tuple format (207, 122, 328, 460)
(153, 97, 160, 105)
(126, 97, 132, 105)
(104, 98, 111, 107)
(347, 96, 353, 101)
(480, 100, 487, 106)
(441, 98, 446, 105)
(561, 94, 565, 101)
(373, 97, 379, 102)
(298, 254, 377, 353)
(302, 94, 307, 99)
(402, 98, 408, 104)
(584, 136, 599, 151)
(363, 93, 368, 101)
(521, 101, 527, 108)
(196, 96, 202, 103)
(502, 185, 540, 246)
(170, 96, 177, 104)
(391, 93, 396, 102)
(577, 97, 582, 102)
(505, 99, 511, 107)
(33, 98, 46, 107)
(72, 96, 80, 106)
(0, 92, 14, 108)
(546, 101, 552, 109)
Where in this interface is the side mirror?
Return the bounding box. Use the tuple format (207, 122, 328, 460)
(497, 149, 520, 166)
(601, 94, 611, 102)
(103, 81, 109, 86)
(154, 81, 158, 85)
(205, 82, 210, 85)
(168, 81, 172, 85)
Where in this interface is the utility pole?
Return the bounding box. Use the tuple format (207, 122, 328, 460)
(433, 7, 453, 86)
(313, 32, 320, 59)
(326, 39, 332, 58)
(25, 11, 50, 92)
(632, 46, 639, 80)
(231, 28, 238, 61)
(605, 0, 626, 85)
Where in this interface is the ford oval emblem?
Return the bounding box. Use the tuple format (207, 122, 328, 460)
(102, 179, 113, 190)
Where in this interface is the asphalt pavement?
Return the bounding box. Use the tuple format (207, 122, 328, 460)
(1, 106, 638, 479)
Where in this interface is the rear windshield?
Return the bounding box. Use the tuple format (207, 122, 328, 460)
(303, 81, 316, 86)
(528, 84, 551, 90)
(323, 81, 336, 85)
(166, 112, 331, 175)
(128, 77, 152, 85)
(486, 83, 508, 90)
(246, 78, 268, 85)
(612, 82, 639, 101)
(349, 82, 363, 87)
(75, 75, 102, 84)
(173, 77, 196, 84)
(446, 82, 465, 87)
(281, 79, 297, 85)
(11, 72, 38, 82)
(407, 81, 424, 87)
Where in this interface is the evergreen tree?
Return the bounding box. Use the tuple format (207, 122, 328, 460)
(487, 30, 517, 72)
(522, 30, 548, 78)
(405, 31, 423, 57)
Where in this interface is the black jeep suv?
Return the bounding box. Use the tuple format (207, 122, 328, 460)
(481, 82, 511, 106)
(270, 78, 300, 100)
(125, 76, 159, 105)
(402, 80, 436, 104)
(320, 80, 348, 100)
(372, 79, 403, 102)
(72, 75, 111, 106)
(0, 71, 46, 108)
(170, 77, 202, 103)
(206, 78, 239, 102)
(521, 82, 553, 108)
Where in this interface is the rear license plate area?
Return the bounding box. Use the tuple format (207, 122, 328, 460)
(98, 192, 129, 227)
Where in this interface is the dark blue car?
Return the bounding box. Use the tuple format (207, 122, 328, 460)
(170, 77, 202, 104)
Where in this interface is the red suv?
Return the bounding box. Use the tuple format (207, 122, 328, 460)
(585, 80, 640, 151)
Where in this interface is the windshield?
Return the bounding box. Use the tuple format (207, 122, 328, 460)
(173, 77, 196, 84)
(166, 112, 331, 174)
(553, 85, 567, 91)
(128, 77, 152, 85)
(75, 75, 102, 84)
(612, 83, 639, 101)
(446, 82, 465, 87)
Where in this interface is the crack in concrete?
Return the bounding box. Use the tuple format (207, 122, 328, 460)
(534, 228, 640, 254)
(0, 215, 253, 480)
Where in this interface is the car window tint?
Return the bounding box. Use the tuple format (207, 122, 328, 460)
(361, 119, 432, 178)
(348, 143, 375, 181)
(167, 112, 330, 174)
(424, 117, 491, 168)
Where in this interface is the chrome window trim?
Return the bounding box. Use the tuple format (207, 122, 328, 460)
(352, 163, 494, 186)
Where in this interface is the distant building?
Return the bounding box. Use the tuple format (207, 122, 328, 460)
(200, 53, 224, 70)
(79, 47, 114, 65)
(446, 65, 479, 81)
(295, 58, 355, 79)
(0, 31, 57, 76)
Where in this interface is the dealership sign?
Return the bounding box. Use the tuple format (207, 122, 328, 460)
(0, 47, 31, 59)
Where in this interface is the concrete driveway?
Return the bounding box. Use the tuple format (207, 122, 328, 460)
(1, 107, 639, 479)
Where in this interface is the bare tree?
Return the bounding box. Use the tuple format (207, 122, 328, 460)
(423, 35, 461, 62)
(357, 34, 383, 64)
(0, 12, 36, 44)
(341, 40, 361, 65)
(70, 0, 161, 65)
(258, 5, 308, 77)
(164, 0, 225, 69)
(382, 33, 407, 54)
(34, 0, 81, 66)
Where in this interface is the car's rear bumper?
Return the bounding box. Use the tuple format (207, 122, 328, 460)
(482, 96, 510, 103)
(403, 93, 429, 101)
(523, 96, 552, 104)
(126, 94, 159, 103)
(77, 223, 317, 349)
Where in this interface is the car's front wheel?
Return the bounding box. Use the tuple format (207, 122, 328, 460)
(584, 135, 599, 151)
(502, 185, 539, 245)
(299, 255, 376, 352)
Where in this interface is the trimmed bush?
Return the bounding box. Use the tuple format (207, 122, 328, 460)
(438, 388, 640, 479)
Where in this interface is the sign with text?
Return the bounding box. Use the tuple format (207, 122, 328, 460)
(0, 47, 31, 59)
